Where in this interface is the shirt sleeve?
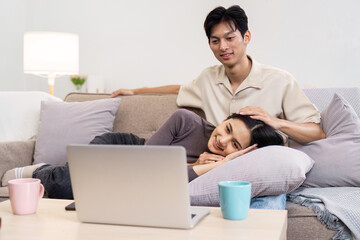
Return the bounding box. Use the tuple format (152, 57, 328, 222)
(176, 77, 203, 109)
(281, 78, 321, 124)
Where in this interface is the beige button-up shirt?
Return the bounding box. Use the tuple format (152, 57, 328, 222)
(177, 57, 320, 126)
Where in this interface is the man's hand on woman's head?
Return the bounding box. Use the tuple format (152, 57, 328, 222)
(238, 106, 325, 143)
(111, 89, 135, 98)
(237, 106, 281, 130)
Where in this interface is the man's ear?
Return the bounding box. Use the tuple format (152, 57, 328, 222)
(244, 30, 251, 44)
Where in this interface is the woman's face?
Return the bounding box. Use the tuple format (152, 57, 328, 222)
(208, 118, 251, 156)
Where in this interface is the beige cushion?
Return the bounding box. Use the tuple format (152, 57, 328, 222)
(64, 93, 204, 140)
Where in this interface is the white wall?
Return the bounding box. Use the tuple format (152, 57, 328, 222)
(1, 0, 359, 99)
(0, 0, 27, 90)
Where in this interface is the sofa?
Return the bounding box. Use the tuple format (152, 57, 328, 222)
(1, 87, 359, 240)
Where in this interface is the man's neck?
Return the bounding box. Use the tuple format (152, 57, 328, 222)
(224, 56, 252, 93)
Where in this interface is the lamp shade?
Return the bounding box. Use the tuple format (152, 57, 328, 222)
(23, 32, 79, 75)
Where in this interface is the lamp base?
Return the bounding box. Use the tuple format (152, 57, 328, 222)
(48, 74, 55, 96)
(49, 84, 54, 96)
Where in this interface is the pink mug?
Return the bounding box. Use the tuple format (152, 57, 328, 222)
(8, 178, 44, 215)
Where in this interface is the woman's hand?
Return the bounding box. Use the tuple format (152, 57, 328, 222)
(223, 144, 258, 162)
(194, 152, 224, 165)
(192, 144, 257, 177)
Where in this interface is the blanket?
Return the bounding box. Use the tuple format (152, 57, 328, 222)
(287, 187, 360, 240)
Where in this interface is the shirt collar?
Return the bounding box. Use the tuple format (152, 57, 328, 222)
(216, 55, 263, 92)
(241, 56, 263, 89)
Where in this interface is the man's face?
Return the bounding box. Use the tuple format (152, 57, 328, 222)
(209, 21, 250, 68)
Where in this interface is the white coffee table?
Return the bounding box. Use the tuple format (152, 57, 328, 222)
(0, 199, 287, 240)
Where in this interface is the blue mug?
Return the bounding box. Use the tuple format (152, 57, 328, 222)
(218, 181, 251, 220)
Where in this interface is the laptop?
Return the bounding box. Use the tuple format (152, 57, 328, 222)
(67, 144, 210, 229)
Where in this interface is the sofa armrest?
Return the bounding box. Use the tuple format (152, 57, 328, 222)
(0, 140, 35, 186)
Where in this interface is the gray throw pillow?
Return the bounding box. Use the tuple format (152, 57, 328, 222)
(290, 94, 360, 187)
(33, 98, 121, 166)
(189, 146, 314, 206)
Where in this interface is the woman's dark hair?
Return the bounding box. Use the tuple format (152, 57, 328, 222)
(204, 5, 248, 41)
(226, 113, 284, 148)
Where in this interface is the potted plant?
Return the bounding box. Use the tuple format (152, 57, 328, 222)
(70, 74, 87, 92)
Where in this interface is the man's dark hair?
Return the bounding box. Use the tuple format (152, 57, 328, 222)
(204, 5, 248, 41)
(226, 113, 284, 148)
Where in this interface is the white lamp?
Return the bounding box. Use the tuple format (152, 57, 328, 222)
(23, 32, 79, 95)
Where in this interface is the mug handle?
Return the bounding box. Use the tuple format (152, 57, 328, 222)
(39, 184, 45, 199)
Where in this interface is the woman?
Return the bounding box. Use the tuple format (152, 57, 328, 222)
(144, 109, 284, 181)
(5, 109, 283, 199)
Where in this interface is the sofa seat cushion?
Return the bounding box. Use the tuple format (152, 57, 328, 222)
(0, 140, 35, 187)
(0, 187, 9, 198)
(286, 202, 337, 240)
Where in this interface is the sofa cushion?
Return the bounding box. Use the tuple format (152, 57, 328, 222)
(0, 140, 35, 188)
(33, 98, 121, 166)
(290, 94, 360, 187)
(286, 202, 337, 240)
(64, 93, 204, 140)
(189, 146, 314, 206)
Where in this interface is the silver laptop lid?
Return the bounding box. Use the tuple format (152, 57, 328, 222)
(67, 144, 196, 229)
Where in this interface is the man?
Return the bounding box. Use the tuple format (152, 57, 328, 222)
(111, 5, 325, 144)
(111, 6, 318, 210)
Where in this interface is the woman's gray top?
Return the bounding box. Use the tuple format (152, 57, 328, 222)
(146, 109, 215, 181)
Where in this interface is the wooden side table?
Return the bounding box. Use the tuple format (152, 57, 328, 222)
(0, 199, 287, 240)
